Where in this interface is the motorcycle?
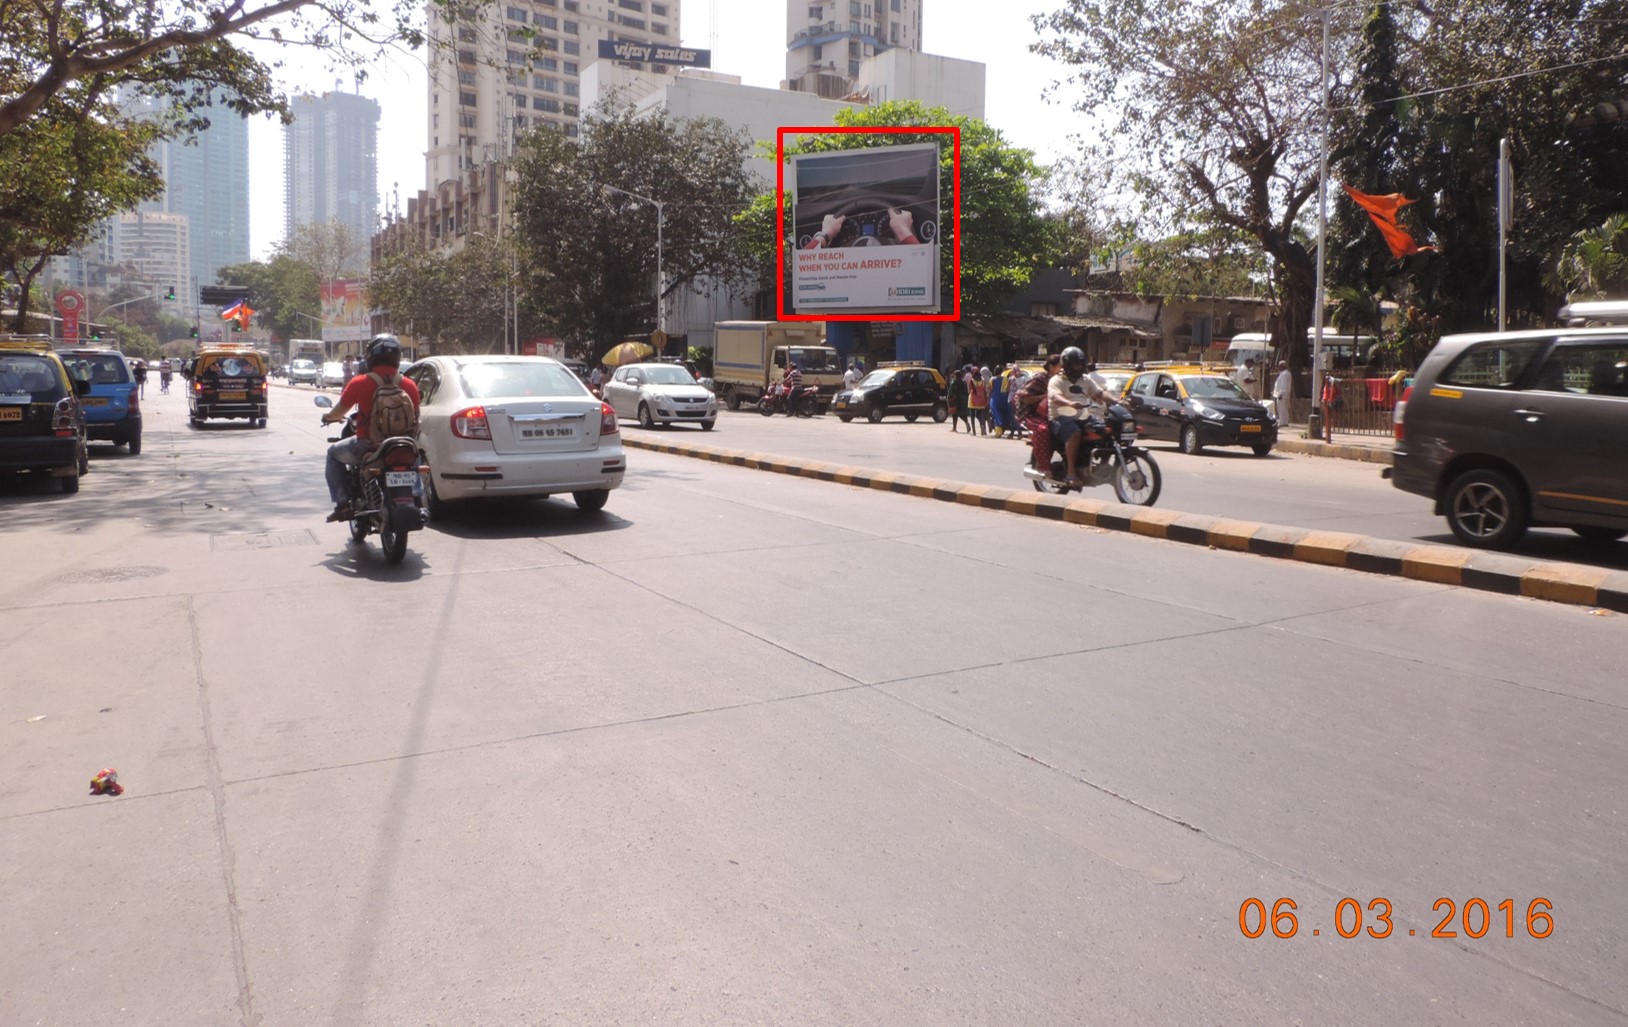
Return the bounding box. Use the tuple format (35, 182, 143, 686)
(758, 381, 820, 417)
(314, 395, 429, 563)
(1020, 402, 1162, 506)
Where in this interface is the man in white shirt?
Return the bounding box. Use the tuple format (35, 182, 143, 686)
(1272, 360, 1293, 426)
(1234, 357, 1260, 399)
(842, 362, 859, 391)
(1047, 347, 1119, 485)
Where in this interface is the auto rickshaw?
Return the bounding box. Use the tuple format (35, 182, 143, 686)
(188, 344, 269, 427)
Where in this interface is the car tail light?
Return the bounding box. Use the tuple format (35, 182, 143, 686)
(451, 405, 492, 439)
(1393, 385, 1411, 442)
(128, 385, 139, 412)
(193, 379, 204, 392)
(53, 397, 77, 436)
(599, 401, 618, 436)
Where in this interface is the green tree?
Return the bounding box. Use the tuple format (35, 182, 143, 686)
(281, 217, 369, 282)
(367, 233, 510, 353)
(1549, 214, 1628, 300)
(773, 101, 1051, 315)
(214, 255, 321, 343)
(510, 100, 756, 349)
(1117, 224, 1269, 302)
(1, 81, 165, 332)
(1034, 0, 1329, 373)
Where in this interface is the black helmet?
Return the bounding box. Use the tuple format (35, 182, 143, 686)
(1061, 346, 1087, 377)
(366, 334, 403, 370)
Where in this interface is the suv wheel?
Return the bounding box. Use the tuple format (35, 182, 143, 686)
(60, 470, 80, 494)
(1445, 469, 1527, 549)
(127, 432, 142, 455)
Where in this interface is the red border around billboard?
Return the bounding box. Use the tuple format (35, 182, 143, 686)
(776, 125, 961, 322)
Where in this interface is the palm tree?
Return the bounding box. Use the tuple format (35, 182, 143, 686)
(1549, 214, 1628, 299)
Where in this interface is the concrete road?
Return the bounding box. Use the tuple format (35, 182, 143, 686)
(658, 408, 1628, 571)
(2, 383, 1626, 1025)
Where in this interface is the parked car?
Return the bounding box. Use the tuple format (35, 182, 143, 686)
(57, 347, 142, 454)
(319, 361, 348, 388)
(401, 354, 625, 513)
(0, 339, 90, 492)
(289, 359, 319, 385)
(832, 364, 948, 423)
(602, 361, 717, 430)
(1124, 369, 1277, 455)
(1388, 327, 1628, 548)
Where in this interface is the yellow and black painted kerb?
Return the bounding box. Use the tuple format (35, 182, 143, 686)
(621, 436, 1628, 614)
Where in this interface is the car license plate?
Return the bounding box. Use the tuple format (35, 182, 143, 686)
(1240, 424, 1262, 432)
(835, 400, 848, 408)
(521, 425, 575, 439)
(220, 391, 246, 400)
(385, 471, 418, 487)
(82, 397, 108, 405)
(0, 407, 21, 421)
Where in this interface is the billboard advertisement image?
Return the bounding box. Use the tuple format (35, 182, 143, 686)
(789, 143, 940, 315)
(320, 280, 369, 343)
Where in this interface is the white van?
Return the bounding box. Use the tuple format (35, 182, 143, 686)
(1223, 333, 1275, 369)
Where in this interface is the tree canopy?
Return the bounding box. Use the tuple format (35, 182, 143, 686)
(366, 233, 511, 353)
(509, 100, 757, 350)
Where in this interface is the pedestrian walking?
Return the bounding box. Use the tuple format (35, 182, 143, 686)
(1272, 360, 1293, 428)
(968, 366, 990, 436)
(946, 366, 968, 432)
(132, 360, 147, 399)
(843, 362, 860, 392)
(1006, 364, 1029, 439)
(989, 364, 1009, 437)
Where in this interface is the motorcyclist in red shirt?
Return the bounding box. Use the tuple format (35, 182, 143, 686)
(321, 335, 421, 521)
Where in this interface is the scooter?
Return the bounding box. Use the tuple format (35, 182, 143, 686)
(315, 395, 429, 563)
(1020, 402, 1163, 506)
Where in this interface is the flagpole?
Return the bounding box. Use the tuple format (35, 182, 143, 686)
(1308, 5, 1331, 439)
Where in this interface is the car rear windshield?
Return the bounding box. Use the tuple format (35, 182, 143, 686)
(0, 355, 65, 400)
(199, 353, 264, 377)
(63, 352, 129, 385)
(1439, 341, 1545, 389)
(459, 361, 586, 399)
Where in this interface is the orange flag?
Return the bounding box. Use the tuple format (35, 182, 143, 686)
(1342, 184, 1435, 259)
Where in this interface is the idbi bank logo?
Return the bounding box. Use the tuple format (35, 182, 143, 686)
(889, 286, 927, 297)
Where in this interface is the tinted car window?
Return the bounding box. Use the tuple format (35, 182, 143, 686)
(1527, 342, 1628, 396)
(0, 355, 65, 399)
(857, 370, 891, 388)
(63, 353, 130, 384)
(459, 361, 586, 399)
(1439, 341, 1545, 389)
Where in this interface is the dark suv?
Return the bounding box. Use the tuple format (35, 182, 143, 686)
(57, 347, 142, 453)
(1390, 327, 1628, 548)
(0, 339, 90, 492)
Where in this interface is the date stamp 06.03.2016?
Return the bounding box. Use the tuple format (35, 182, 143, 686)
(1238, 897, 1554, 940)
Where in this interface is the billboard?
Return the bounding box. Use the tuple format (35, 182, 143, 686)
(596, 40, 711, 67)
(787, 142, 942, 316)
(320, 280, 368, 343)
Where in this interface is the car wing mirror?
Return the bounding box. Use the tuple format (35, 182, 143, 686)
(627, 375, 640, 385)
(313, 395, 334, 409)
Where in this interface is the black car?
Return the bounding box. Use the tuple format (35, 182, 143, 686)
(0, 339, 90, 493)
(1125, 370, 1278, 455)
(832, 366, 949, 423)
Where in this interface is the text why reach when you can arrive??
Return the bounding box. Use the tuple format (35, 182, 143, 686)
(796, 252, 908, 272)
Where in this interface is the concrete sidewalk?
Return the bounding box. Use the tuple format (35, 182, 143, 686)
(1274, 426, 1394, 464)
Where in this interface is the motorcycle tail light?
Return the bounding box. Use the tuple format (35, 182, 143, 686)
(451, 405, 491, 439)
(599, 401, 618, 436)
(382, 447, 417, 470)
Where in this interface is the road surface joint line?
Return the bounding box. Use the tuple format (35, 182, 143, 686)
(188, 595, 257, 1027)
(630, 439, 1614, 610)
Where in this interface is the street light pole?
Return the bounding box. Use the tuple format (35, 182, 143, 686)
(601, 184, 665, 345)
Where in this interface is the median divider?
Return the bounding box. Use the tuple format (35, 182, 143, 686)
(621, 435, 1628, 613)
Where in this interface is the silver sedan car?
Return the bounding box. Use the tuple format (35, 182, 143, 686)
(402, 355, 626, 513)
(602, 362, 717, 430)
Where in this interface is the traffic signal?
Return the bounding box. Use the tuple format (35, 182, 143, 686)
(231, 321, 242, 332)
(89, 329, 101, 340)
(189, 326, 199, 338)
(165, 284, 176, 300)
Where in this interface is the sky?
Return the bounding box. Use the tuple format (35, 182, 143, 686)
(245, 0, 1080, 259)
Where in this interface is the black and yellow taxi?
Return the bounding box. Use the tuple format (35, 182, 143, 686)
(187, 344, 269, 427)
(0, 337, 90, 493)
(1124, 367, 1278, 455)
(832, 362, 948, 423)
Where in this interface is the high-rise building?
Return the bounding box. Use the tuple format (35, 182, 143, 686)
(127, 88, 251, 290)
(786, 0, 922, 99)
(424, 0, 685, 187)
(284, 91, 380, 250)
(107, 212, 193, 320)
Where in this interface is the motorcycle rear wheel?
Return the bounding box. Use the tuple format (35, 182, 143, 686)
(379, 517, 408, 564)
(758, 398, 776, 416)
(1113, 451, 1162, 506)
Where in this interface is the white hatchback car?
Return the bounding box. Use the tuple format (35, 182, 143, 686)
(402, 355, 626, 513)
(603, 361, 717, 430)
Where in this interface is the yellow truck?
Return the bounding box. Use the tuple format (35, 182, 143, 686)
(713, 321, 843, 410)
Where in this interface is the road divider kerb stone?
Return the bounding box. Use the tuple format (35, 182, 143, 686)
(620, 436, 1624, 611)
